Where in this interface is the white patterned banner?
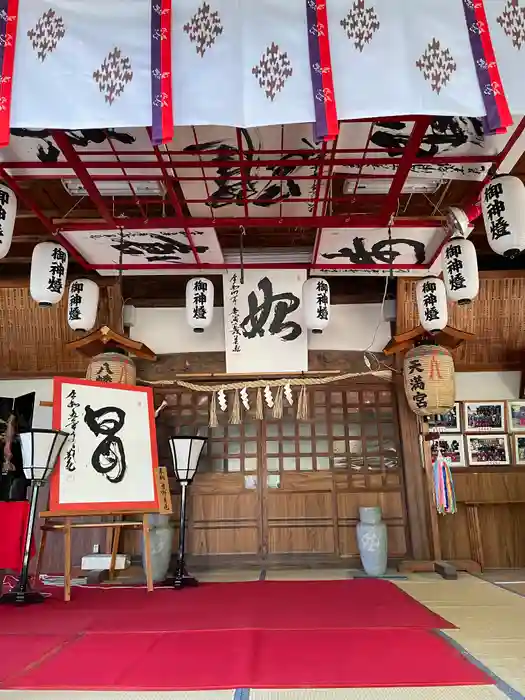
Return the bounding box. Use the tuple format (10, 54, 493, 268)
(223, 269, 307, 374)
(8, 0, 525, 130)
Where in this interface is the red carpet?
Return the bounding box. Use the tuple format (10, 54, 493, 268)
(5, 629, 492, 690)
(0, 579, 454, 634)
(0, 580, 489, 690)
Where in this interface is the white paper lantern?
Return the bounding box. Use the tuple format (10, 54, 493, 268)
(481, 175, 525, 258)
(442, 236, 479, 305)
(416, 276, 448, 334)
(303, 277, 330, 334)
(0, 183, 16, 259)
(67, 279, 100, 331)
(30, 242, 69, 307)
(185, 277, 214, 332)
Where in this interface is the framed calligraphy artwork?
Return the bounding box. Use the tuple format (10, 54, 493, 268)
(223, 269, 308, 374)
(50, 378, 159, 513)
(61, 227, 224, 276)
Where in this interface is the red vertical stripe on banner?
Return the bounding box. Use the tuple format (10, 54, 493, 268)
(160, 0, 173, 144)
(316, 1, 338, 140)
(475, 1, 512, 129)
(0, 0, 19, 148)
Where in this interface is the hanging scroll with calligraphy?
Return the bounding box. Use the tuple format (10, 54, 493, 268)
(223, 269, 307, 374)
(50, 377, 159, 513)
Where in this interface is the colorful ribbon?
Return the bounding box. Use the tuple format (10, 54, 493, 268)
(462, 0, 512, 135)
(0, 0, 18, 148)
(305, 0, 338, 143)
(433, 450, 457, 515)
(151, 0, 173, 146)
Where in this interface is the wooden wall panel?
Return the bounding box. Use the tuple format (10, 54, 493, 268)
(397, 272, 525, 370)
(0, 281, 122, 377)
(439, 471, 525, 568)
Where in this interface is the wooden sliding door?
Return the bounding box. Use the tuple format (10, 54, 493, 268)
(159, 382, 408, 565)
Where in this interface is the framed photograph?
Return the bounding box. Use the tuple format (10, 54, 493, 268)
(428, 403, 461, 433)
(50, 377, 160, 513)
(430, 434, 466, 467)
(513, 435, 525, 464)
(507, 401, 525, 433)
(466, 434, 510, 466)
(463, 401, 506, 433)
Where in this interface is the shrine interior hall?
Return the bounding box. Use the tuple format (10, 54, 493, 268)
(3, 1, 525, 697)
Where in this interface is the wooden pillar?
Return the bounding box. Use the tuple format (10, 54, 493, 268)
(394, 370, 431, 560)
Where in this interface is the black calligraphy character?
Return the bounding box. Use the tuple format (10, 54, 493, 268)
(445, 245, 461, 260)
(370, 117, 483, 159)
(111, 233, 208, 263)
(446, 258, 464, 276)
(408, 360, 423, 374)
(240, 277, 301, 341)
(485, 199, 506, 220)
(84, 405, 127, 483)
(483, 182, 503, 202)
(70, 281, 84, 294)
(490, 217, 511, 240)
(10, 128, 135, 164)
(95, 362, 113, 383)
(422, 281, 436, 294)
(424, 307, 439, 322)
(410, 376, 425, 391)
(423, 292, 437, 307)
(321, 237, 426, 265)
(414, 392, 428, 409)
(0, 206, 6, 222)
(0, 189, 9, 206)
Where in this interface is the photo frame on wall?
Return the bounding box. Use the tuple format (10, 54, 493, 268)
(507, 401, 525, 433)
(427, 403, 461, 433)
(463, 401, 506, 433)
(466, 434, 510, 466)
(513, 435, 525, 465)
(430, 434, 466, 467)
(50, 377, 160, 513)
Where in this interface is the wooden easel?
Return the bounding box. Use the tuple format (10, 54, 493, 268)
(36, 467, 173, 601)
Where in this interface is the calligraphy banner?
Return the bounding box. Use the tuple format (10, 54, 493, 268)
(314, 227, 443, 272)
(223, 269, 307, 374)
(50, 377, 160, 513)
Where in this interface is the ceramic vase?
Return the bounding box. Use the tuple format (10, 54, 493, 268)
(356, 506, 387, 577)
(141, 513, 174, 583)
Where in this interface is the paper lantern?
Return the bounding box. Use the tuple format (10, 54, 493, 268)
(416, 277, 448, 334)
(86, 352, 136, 385)
(303, 277, 330, 333)
(67, 279, 100, 332)
(403, 344, 455, 416)
(30, 242, 69, 307)
(481, 175, 525, 258)
(442, 236, 479, 305)
(0, 183, 16, 259)
(185, 277, 214, 332)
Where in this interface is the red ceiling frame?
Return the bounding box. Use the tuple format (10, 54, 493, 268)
(2, 115, 523, 272)
(0, 165, 91, 270)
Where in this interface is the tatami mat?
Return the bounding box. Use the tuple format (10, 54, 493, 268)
(264, 569, 350, 581)
(394, 574, 525, 696)
(0, 693, 234, 699)
(250, 688, 509, 699)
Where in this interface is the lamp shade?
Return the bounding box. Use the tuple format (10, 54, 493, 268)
(185, 278, 214, 332)
(67, 278, 100, 331)
(30, 242, 69, 307)
(19, 428, 69, 482)
(0, 183, 17, 259)
(303, 277, 330, 333)
(481, 175, 525, 258)
(416, 276, 448, 334)
(168, 435, 207, 484)
(442, 236, 479, 305)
